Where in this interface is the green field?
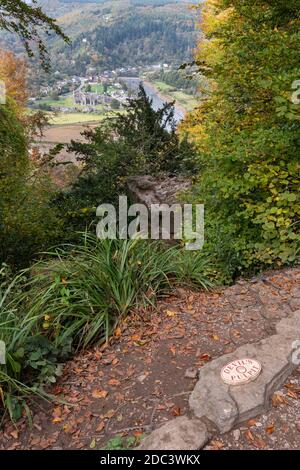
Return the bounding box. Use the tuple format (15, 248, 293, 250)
(49, 112, 105, 125)
(90, 84, 104, 93)
(34, 93, 105, 112)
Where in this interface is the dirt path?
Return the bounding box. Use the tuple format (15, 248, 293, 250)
(1, 266, 299, 450)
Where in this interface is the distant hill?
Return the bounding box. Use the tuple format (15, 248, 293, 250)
(45, 0, 199, 75)
(0, 1, 199, 75)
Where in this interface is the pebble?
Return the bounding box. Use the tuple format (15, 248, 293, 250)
(233, 429, 240, 441)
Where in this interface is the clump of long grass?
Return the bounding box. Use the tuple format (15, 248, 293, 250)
(23, 235, 180, 350)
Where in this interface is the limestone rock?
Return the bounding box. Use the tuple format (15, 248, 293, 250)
(138, 416, 208, 450)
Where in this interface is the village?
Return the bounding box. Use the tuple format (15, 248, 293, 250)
(29, 64, 171, 116)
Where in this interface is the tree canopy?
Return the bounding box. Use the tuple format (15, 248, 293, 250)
(183, 0, 300, 273)
(0, 0, 69, 69)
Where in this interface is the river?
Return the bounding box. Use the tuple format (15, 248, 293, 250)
(121, 77, 185, 126)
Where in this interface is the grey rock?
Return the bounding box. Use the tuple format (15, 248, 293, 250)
(190, 316, 300, 433)
(138, 416, 208, 450)
(189, 354, 239, 433)
(290, 298, 300, 311)
(127, 175, 191, 207)
(185, 367, 198, 379)
(275, 310, 300, 338)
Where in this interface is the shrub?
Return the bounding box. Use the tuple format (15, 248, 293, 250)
(0, 264, 63, 421)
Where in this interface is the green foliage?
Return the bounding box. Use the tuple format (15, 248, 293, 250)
(22, 235, 202, 351)
(148, 68, 200, 96)
(104, 434, 142, 450)
(186, 0, 300, 275)
(0, 98, 62, 268)
(0, 263, 63, 421)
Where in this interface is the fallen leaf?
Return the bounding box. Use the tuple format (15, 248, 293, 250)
(96, 421, 105, 432)
(199, 353, 211, 362)
(131, 334, 140, 342)
(114, 327, 122, 338)
(266, 424, 275, 434)
(287, 390, 298, 400)
(52, 417, 62, 424)
(10, 430, 18, 439)
(90, 438, 96, 449)
(166, 310, 177, 317)
(53, 406, 62, 418)
(272, 393, 284, 407)
(108, 378, 120, 386)
(92, 389, 108, 399)
(245, 429, 254, 442)
(212, 334, 220, 341)
(210, 439, 224, 449)
(253, 438, 266, 449)
(247, 419, 257, 427)
(171, 405, 181, 417)
(104, 409, 115, 419)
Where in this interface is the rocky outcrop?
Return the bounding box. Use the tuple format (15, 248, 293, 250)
(127, 175, 191, 207)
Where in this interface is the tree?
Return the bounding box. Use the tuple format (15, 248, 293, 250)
(0, 52, 61, 267)
(0, 49, 27, 107)
(184, 0, 300, 273)
(0, 0, 69, 69)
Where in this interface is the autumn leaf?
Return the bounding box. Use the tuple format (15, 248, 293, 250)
(104, 409, 115, 419)
(210, 439, 224, 449)
(245, 429, 254, 442)
(131, 334, 140, 342)
(92, 389, 108, 399)
(114, 327, 122, 338)
(266, 424, 275, 434)
(247, 418, 257, 427)
(10, 430, 18, 439)
(166, 310, 177, 317)
(108, 378, 120, 386)
(171, 405, 181, 417)
(199, 353, 211, 362)
(287, 390, 298, 400)
(96, 421, 105, 432)
(272, 393, 288, 406)
(253, 438, 266, 449)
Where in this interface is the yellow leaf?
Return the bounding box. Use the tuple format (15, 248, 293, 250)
(166, 310, 177, 317)
(114, 327, 122, 338)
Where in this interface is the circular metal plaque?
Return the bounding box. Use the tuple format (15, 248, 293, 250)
(221, 358, 262, 386)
